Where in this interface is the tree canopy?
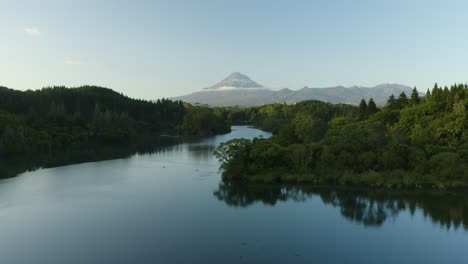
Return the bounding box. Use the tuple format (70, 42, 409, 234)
(215, 84, 468, 189)
(0, 85, 230, 157)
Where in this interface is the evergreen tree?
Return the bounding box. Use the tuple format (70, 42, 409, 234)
(397, 92, 409, 108)
(410, 87, 420, 105)
(425, 89, 431, 102)
(367, 98, 378, 114)
(358, 99, 368, 120)
(387, 94, 397, 109)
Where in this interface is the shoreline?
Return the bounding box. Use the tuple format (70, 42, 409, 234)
(224, 172, 468, 190)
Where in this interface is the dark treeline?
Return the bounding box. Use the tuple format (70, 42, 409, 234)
(0, 85, 230, 157)
(214, 183, 468, 230)
(215, 84, 468, 188)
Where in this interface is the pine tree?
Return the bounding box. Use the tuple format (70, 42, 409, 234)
(367, 98, 378, 114)
(410, 87, 420, 105)
(358, 99, 368, 120)
(387, 94, 397, 109)
(431, 85, 442, 102)
(397, 92, 408, 108)
(425, 89, 431, 102)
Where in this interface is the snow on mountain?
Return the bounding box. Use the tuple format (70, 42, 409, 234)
(204, 72, 263, 90)
(172, 73, 414, 106)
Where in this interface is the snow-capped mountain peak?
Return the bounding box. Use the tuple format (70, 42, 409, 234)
(204, 72, 263, 90)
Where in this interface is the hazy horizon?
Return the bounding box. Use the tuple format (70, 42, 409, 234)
(2, 0, 468, 99)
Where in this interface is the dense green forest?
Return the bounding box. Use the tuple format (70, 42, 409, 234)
(215, 84, 468, 189)
(214, 100, 356, 132)
(0, 85, 230, 157)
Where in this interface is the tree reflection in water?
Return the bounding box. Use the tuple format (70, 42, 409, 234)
(0, 136, 183, 179)
(214, 182, 468, 229)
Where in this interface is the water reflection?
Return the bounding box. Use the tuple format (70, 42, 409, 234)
(0, 135, 210, 179)
(0, 126, 271, 180)
(187, 144, 216, 161)
(214, 182, 468, 229)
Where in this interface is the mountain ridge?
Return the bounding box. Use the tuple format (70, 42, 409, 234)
(173, 73, 414, 106)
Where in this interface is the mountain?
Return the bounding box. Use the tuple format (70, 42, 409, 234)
(173, 73, 414, 106)
(204, 72, 263, 90)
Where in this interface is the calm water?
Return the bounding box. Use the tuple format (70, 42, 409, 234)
(0, 126, 467, 263)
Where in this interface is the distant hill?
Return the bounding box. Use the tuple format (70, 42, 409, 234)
(173, 73, 414, 106)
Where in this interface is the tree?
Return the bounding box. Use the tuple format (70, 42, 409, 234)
(358, 99, 368, 120)
(425, 89, 431, 102)
(0, 85, 226, 156)
(293, 115, 327, 143)
(180, 106, 230, 136)
(429, 152, 467, 181)
(410, 87, 420, 105)
(367, 98, 378, 115)
(213, 138, 252, 179)
(287, 144, 308, 171)
(397, 92, 408, 109)
(387, 94, 397, 109)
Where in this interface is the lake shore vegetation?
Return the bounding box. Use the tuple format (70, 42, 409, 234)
(215, 84, 468, 189)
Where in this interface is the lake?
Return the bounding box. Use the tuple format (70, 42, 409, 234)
(0, 126, 467, 263)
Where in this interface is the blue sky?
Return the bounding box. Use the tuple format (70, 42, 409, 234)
(1, 0, 468, 98)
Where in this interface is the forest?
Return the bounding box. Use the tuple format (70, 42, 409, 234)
(215, 84, 468, 189)
(0, 85, 230, 157)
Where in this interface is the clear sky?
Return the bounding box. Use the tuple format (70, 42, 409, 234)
(1, 0, 468, 99)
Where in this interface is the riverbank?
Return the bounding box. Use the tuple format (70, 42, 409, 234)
(232, 169, 468, 190)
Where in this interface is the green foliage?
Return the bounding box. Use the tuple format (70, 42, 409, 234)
(429, 152, 467, 181)
(397, 92, 409, 108)
(358, 98, 379, 120)
(292, 115, 328, 143)
(217, 100, 356, 134)
(387, 94, 397, 109)
(0, 85, 229, 157)
(214, 138, 252, 180)
(358, 99, 368, 120)
(215, 83, 468, 189)
(410, 87, 421, 105)
(367, 98, 378, 115)
(180, 105, 230, 136)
